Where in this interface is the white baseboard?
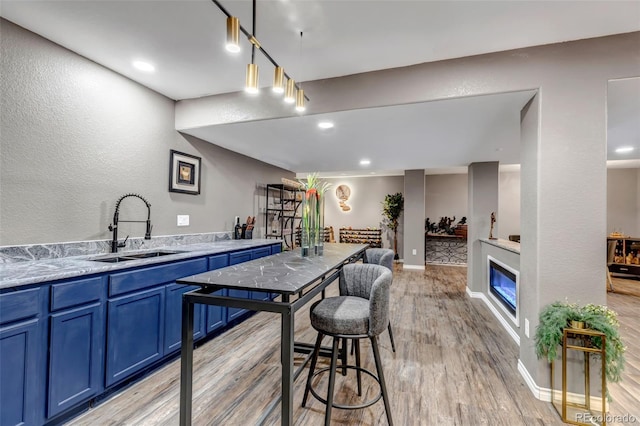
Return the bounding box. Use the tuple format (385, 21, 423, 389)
(466, 287, 520, 345)
(518, 360, 548, 401)
(517, 360, 607, 411)
(402, 264, 425, 270)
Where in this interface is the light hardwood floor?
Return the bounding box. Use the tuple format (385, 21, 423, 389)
(67, 267, 639, 425)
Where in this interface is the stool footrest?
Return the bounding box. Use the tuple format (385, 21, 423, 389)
(308, 364, 383, 410)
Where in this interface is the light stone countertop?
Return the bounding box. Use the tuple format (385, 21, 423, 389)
(480, 238, 520, 254)
(0, 239, 281, 290)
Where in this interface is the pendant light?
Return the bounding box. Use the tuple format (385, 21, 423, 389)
(225, 16, 240, 53)
(272, 66, 284, 93)
(214, 0, 309, 104)
(284, 79, 295, 103)
(295, 89, 305, 112)
(245, 62, 259, 94)
(244, 0, 259, 94)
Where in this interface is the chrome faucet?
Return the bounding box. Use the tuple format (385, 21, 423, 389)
(108, 193, 152, 253)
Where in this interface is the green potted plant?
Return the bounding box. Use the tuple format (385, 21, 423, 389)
(381, 192, 404, 260)
(534, 301, 626, 387)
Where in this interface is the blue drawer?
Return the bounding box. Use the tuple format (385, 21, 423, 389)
(109, 258, 207, 297)
(208, 253, 229, 270)
(50, 276, 103, 311)
(252, 247, 271, 259)
(229, 250, 252, 265)
(0, 288, 40, 325)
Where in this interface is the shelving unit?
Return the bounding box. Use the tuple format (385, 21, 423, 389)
(265, 184, 302, 250)
(339, 228, 382, 248)
(608, 236, 640, 278)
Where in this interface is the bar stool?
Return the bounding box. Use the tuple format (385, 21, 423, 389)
(364, 248, 396, 352)
(302, 263, 394, 426)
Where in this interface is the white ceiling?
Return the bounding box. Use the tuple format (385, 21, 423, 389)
(2, 1, 639, 174)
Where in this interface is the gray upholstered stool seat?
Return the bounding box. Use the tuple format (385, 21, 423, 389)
(302, 263, 394, 426)
(310, 296, 369, 335)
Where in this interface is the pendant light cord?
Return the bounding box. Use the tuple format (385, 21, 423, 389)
(251, 0, 256, 64)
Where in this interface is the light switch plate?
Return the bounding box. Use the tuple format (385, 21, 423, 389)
(177, 215, 190, 226)
(412, 249, 417, 255)
(524, 318, 530, 338)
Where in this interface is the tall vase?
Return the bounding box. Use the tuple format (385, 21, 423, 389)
(301, 189, 324, 257)
(316, 193, 325, 256)
(301, 189, 316, 257)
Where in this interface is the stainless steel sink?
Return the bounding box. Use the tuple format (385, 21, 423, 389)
(89, 250, 185, 263)
(123, 250, 185, 259)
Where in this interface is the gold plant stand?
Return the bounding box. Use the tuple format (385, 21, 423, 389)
(551, 327, 607, 425)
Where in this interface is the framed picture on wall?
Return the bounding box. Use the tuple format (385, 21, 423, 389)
(169, 149, 201, 195)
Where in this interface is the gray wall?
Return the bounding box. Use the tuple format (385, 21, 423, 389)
(0, 20, 293, 245)
(607, 168, 640, 237)
(425, 174, 468, 226)
(519, 95, 543, 384)
(403, 169, 425, 268)
(467, 162, 500, 293)
(499, 171, 522, 239)
(322, 175, 404, 258)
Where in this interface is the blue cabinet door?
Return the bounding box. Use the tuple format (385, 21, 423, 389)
(0, 319, 40, 426)
(271, 243, 282, 254)
(251, 246, 273, 301)
(205, 289, 227, 333)
(164, 284, 205, 354)
(227, 250, 252, 320)
(105, 287, 165, 387)
(48, 303, 103, 418)
(205, 254, 230, 334)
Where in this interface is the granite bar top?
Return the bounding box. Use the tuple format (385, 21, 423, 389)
(178, 243, 368, 295)
(480, 238, 520, 254)
(0, 239, 281, 290)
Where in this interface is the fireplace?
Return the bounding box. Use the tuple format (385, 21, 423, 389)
(487, 256, 519, 325)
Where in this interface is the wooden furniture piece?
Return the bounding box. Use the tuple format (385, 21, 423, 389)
(265, 184, 302, 250)
(425, 233, 467, 265)
(177, 243, 368, 426)
(339, 228, 382, 248)
(607, 236, 640, 279)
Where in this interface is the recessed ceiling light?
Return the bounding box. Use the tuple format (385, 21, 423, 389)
(360, 159, 371, 166)
(615, 146, 635, 154)
(133, 60, 155, 73)
(318, 121, 334, 129)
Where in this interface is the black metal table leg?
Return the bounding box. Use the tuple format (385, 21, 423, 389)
(179, 295, 195, 426)
(281, 304, 295, 425)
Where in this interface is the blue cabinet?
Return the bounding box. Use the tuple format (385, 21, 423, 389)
(48, 303, 103, 418)
(1, 244, 276, 425)
(250, 247, 272, 302)
(47, 276, 105, 420)
(0, 287, 45, 426)
(105, 258, 207, 387)
(205, 254, 230, 334)
(105, 287, 165, 387)
(164, 284, 205, 354)
(227, 250, 252, 321)
(271, 243, 282, 254)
